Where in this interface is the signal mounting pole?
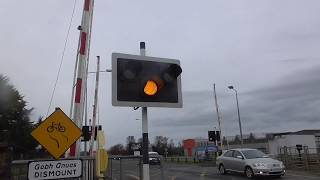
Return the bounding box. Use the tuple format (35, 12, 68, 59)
(140, 42, 150, 180)
(89, 56, 100, 155)
(111, 43, 182, 180)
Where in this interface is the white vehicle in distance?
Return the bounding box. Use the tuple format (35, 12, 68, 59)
(148, 152, 161, 165)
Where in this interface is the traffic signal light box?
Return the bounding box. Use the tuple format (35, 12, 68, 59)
(208, 131, 216, 142)
(208, 130, 221, 142)
(112, 53, 182, 108)
(81, 125, 102, 142)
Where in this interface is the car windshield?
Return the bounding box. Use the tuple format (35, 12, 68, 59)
(241, 150, 268, 159)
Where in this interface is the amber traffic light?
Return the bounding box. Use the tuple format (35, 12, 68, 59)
(112, 53, 182, 108)
(144, 80, 158, 96)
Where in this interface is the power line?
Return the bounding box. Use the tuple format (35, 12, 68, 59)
(46, 0, 78, 117)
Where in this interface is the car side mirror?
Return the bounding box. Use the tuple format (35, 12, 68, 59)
(236, 155, 244, 159)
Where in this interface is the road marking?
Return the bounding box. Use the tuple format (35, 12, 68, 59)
(286, 173, 320, 179)
(170, 176, 177, 180)
(170, 171, 182, 180)
(200, 174, 206, 180)
(150, 171, 161, 177)
(126, 174, 140, 180)
(106, 177, 117, 180)
(200, 167, 207, 179)
(200, 172, 207, 178)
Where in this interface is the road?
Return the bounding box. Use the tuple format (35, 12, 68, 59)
(106, 160, 320, 180)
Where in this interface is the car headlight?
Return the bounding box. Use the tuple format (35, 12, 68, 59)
(252, 163, 267, 168)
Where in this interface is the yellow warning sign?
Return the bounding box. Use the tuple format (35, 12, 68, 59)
(31, 108, 82, 159)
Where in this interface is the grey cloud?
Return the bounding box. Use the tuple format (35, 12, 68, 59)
(241, 66, 320, 128)
(280, 57, 320, 63)
(2, 0, 320, 146)
(150, 65, 320, 140)
(230, 66, 320, 133)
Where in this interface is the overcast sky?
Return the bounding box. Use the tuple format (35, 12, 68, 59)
(1, 0, 320, 147)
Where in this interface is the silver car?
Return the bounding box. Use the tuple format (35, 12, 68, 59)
(216, 148, 285, 178)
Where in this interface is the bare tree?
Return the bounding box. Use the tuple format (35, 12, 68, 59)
(109, 144, 126, 155)
(126, 136, 136, 155)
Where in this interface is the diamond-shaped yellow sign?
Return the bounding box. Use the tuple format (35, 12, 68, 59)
(31, 108, 82, 159)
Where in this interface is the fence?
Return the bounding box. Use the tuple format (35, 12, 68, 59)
(164, 156, 199, 163)
(279, 146, 320, 170)
(106, 156, 142, 180)
(11, 156, 95, 180)
(11, 155, 216, 179)
(105, 155, 165, 180)
(162, 156, 217, 166)
(164, 156, 202, 163)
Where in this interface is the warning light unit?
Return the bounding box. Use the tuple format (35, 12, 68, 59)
(112, 53, 182, 108)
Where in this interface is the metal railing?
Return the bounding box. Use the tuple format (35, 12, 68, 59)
(11, 156, 95, 180)
(105, 155, 165, 180)
(279, 147, 320, 170)
(106, 156, 142, 180)
(81, 156, 96, 180)
(164, 156, 200, 163)
(163, 156, 217, 166)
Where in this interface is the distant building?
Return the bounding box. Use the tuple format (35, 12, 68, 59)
(183, 138, 205, 156)
(315, 133, 320, 151)
(183, 134, 271, 156)
(268, 129, 320, 155)
(183, 129, 320, 156)
(222, 133, 270, 153)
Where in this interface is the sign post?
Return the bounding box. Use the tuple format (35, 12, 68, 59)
(111, 42, 183, 180)
(31, 108, 82, 159)
(140, 42, 150, 180)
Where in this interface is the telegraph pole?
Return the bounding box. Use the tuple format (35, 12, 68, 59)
(213, 84, 223, 150)
(89, 56, 100, 155)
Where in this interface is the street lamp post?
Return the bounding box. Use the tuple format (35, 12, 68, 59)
(228, 86, 243, 147)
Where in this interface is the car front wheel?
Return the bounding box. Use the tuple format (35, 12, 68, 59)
(219, 164, 226, 175)
(245, 166, 254, 179)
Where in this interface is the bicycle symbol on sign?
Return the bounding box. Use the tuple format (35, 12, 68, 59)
(47, 122, 66, 132)
(47, 122, 68, 148)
